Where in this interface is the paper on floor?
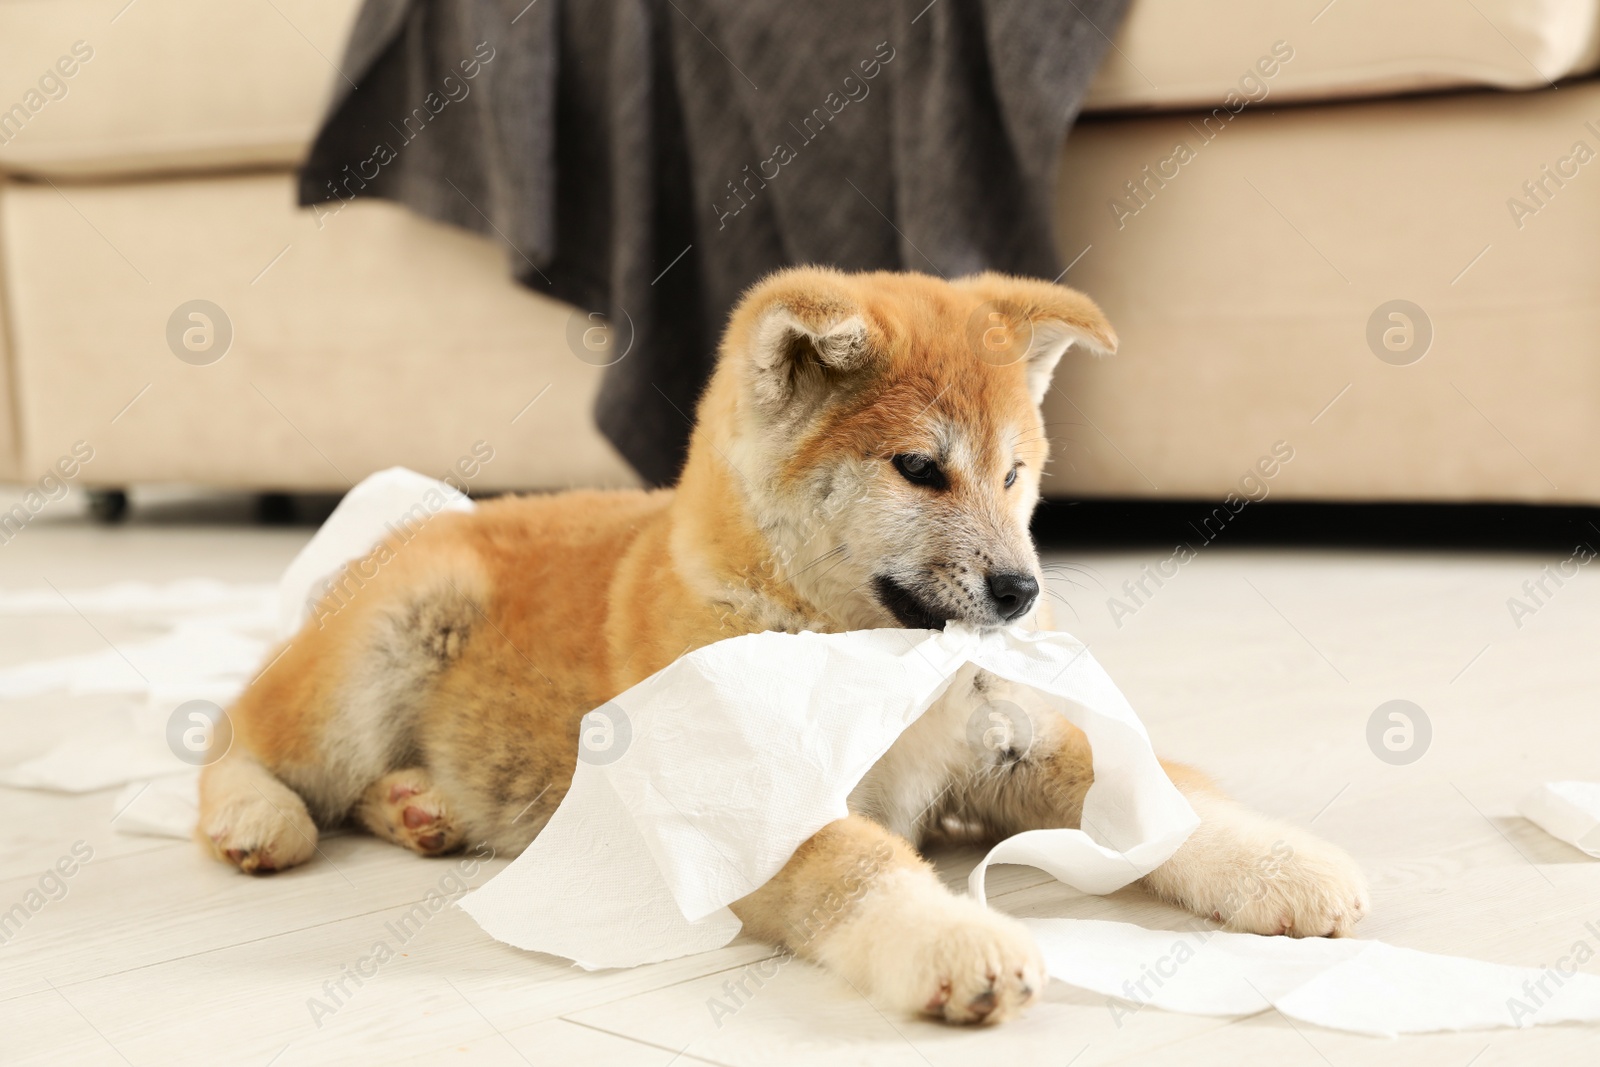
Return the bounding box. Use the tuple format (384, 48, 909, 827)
(0, 622, 269, 700)
(1519, 781, 1600, 858)
(1029, 918, 1600, 1036)
(0, 579, 274, 621)
(111, 773, 200, 839)
(0, 579, 267, 827)
(0, 713, 182, 792)
(0, 576, 276, 707)
(459, 623, 1199, 969)
(0, 612, 262, 831)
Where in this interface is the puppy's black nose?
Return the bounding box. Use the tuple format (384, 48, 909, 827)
(985, 571, 1039, 622)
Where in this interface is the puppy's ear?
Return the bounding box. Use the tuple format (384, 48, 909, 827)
(958, 273, 1118, 405)
(732, 269, 878, 413)
(1023, 316, 1115, 405)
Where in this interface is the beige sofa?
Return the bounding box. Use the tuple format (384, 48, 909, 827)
(3, 0, 1598, 502)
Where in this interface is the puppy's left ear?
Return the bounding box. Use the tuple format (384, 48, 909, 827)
(959, 273, 1118, 405)
(729, 267, 879, 414)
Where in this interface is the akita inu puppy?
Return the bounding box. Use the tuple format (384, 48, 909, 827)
(200, 267, 1368, 1025)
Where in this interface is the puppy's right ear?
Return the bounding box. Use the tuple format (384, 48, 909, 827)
(732, 269, 878, 413)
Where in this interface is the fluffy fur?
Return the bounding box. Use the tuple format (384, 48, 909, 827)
(199, 268, 1368, 1025)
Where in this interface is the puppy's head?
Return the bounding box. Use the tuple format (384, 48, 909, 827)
(699, 267, 1116, 631)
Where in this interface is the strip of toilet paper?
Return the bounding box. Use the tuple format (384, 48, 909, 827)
(1519, 781, 1600, 858)
(0, 580, 277, 805)
(458, 624, 1200, 967)
(455, 616, 1600, 1035)
(1029, 918, 1600, 1036)
(111, 773, 199, 838)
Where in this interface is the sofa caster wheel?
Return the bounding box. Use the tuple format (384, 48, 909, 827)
(256, 492, 297, 525)
(87, 489, 129, 523)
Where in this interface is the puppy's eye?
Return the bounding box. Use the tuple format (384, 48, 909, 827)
(1004, 465, 1019, 489)
(892, 453, 946, 489)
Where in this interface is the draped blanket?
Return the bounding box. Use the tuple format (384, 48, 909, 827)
(299, 0, 1129, 484)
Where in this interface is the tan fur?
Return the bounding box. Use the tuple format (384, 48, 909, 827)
(199, 268, 1367, 1025)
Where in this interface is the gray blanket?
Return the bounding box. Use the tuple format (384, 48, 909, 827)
(299, 0, 1129, 485)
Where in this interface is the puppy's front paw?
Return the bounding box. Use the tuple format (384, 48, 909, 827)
(1221, 828, 1370, 938)
(815, 870, 1045, 1025)
(201, 793, 318, 874)
(1145, 796, 1370, 938)
(909, 903, 1046, 1024)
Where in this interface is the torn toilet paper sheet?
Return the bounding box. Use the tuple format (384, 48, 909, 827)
(0, 579, 275, 812)
(0, 577, 276, 704)
(1519, 781, 1600, 858)
(0, 622, 270, 700)
(0, 714, 183, 792)
(460, 623, 1201, 968)
(1029, 918, 1600, 1036)
(454, 613, 1600, 1035)
(111, 774, 200, 839)
(0, 579, 274, 621)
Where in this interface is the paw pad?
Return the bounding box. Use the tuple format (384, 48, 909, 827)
(388, 782, 422, 804)
(223, 847, 278, 874)
(967, 988, 998, 1021)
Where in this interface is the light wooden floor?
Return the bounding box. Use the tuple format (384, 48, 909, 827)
(2, 499, 1598, 1065)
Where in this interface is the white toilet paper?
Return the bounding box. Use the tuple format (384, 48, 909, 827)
(450, 596, 1600, 1035)
(1029, 917, 1600, 1036)
(1519, 781, 1600, 858)
(111, 773, 200, 839)
(0, 581, 274, 810)
(0, 717, 180, 793)
(459, 623, 1201, 968)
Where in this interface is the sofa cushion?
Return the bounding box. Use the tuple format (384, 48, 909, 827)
(1, 172, 638, 491)
(0, 0, 361, 177)
(1087, 0, 1600, 111)
(1044, 81, 1600, 503)
(3, 0, 1599, 177)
